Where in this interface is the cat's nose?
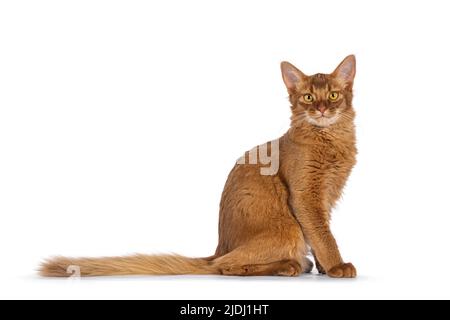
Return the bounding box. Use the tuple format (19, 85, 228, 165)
(317, 105, 326, 114)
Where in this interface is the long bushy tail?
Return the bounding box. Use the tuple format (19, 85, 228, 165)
(39, 254, 219, 277)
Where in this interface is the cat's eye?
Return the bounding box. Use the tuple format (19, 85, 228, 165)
(329, 92, 339, 101)
(303, 94, 314, 103)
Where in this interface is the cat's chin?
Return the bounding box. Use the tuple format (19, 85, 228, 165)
(306, 116, 339, 128)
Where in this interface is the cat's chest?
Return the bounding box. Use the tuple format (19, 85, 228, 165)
(287, 142, 355, 213)
(281, 133, 356, 187)
(300, 138, 354, 167)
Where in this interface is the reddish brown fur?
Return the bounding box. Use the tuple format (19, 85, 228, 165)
(40, 55, 357, 278)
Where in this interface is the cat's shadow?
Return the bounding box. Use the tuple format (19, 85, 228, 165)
(31, 273, 368, 283)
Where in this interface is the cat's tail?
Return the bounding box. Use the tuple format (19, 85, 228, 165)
(39, 254, 219, 277)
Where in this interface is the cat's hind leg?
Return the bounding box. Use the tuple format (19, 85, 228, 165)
(212, 236, 309, 277)
(217, 259, 302, 277)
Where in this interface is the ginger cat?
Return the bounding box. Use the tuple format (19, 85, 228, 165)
(40, 55, 357, 278)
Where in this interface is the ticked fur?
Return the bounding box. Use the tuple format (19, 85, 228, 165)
(40, 56, 358, 278)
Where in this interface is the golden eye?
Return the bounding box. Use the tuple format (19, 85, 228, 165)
(303, 94, 314, 103)
(329, 92, 339, 101)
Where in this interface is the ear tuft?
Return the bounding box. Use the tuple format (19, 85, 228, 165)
(333, 55, 356, 84)
(281, 61, 305, 93)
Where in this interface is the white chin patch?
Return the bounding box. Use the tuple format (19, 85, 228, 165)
(306, 115, 338, 127)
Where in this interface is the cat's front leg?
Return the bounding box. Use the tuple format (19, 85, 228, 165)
(292, 197, 357, 278)
(312, 251, 326, 274)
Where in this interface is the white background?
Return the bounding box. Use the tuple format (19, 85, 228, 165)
(1, 0, 449, 300)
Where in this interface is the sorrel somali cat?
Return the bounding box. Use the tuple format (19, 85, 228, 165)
(40, 55, 357, 278)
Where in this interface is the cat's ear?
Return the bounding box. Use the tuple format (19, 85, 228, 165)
(281, 61, 305, 93)
(332, 55, 356, 86)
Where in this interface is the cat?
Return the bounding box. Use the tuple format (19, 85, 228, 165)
(40, 55, 357, 278)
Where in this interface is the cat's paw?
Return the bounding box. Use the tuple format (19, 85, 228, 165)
(277, 261, 302, 277)
(327, 263, 357, 278)
(302, 257, 314, 274)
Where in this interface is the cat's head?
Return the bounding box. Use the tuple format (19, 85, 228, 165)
(281, 55, 356, 128)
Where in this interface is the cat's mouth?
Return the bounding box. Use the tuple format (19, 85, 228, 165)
(307, 114, 339, 127)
